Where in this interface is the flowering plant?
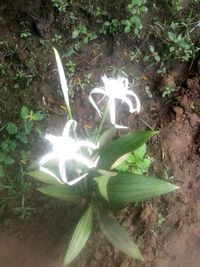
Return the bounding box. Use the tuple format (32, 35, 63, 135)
(28, 48, 178, 266)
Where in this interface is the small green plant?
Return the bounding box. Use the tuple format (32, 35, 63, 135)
(72, 25, 97, 45)
(0, 106, 44, 178)
(20, 22, 31, 39)
(167, 31, 195, 61)
(116, 144, 151, 175)
(162, 84, 175, 98)
(157, 213, 165, 226)
(28, 49, 178, 266)
(66, 60, 76, 75)
(52, 34, 63, 46)
(52, 0, 69, 12)
(99, 19, 119, 34)
(170, 0, 183, 15)
(143, 46, 161, 67)
(122, 0, 148, 34)
(0, 106, 43, 217)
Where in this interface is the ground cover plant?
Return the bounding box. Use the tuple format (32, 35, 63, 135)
(28, 49, 178, 266)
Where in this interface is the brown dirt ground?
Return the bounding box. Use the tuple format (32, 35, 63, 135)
(0, 1, 200, 267)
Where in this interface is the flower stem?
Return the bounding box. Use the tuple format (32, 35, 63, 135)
(97, 103, 109, 136)
(67, 104, 72, 120)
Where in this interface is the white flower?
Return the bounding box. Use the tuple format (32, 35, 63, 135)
(39, 120, 98, 185)
(89, 75, 141, 128)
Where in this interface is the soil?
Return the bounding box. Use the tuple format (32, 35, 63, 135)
(0, 1, 200, 267)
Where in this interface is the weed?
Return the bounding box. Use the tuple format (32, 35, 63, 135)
(157, 213, 165, 226)
(52, 34, 63, 46)
(122, 0, 148, 34)
(72, 24, 97, 45)
(20, 22, 31, 39)
(99, 19, 119, 34)
(0, 106, 44, 217)
(66, 60, 76, 75)
(116, 144, 152, 175)
(162, 84, 175, 98)
(52, 0, 69, 12)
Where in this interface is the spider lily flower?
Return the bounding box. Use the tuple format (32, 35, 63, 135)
(39, 120, 98, 185)
(89, 75, 141, 128)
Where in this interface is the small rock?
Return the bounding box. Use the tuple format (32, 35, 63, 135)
(173, 106, 184, 115)
(189, 113, 200, 127)
(179, 95, 190, 109)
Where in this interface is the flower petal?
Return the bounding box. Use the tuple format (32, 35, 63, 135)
(59, 158, 68, 183)
(63, 119, 77, 137)
(59, 158, 88, 185)
(89, 88, 107, 117)
(109, 98, 116, 126)
(108, 98, 128, 129)
(39, 166, 62, 183)
(126, 90, 141, 113)
(39, 152, 55, 166)
(76, 140, 99, 150)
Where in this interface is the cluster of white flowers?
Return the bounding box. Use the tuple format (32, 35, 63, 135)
(39, 49, 141, 185)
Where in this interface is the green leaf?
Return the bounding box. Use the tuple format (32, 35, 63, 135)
(98, 208, 143, 260)
(32, 112, 44, 121)
(3, 155, 15, 165)
(133, 144, 146, 158)
(28, 169, 60, 185)
(111, 153, 130, 169)
(64, 204, 93, 266)
(98, 127, 116, 148)
(72, 29, 79, 39)
(38, 184, 81, 202)
(98, 131, 157, 170)
(24, 120, 33, 135)
(105, 173, 179, 205)
(0, 165, 4, 178)
(94, 171, 117, 201)
(6, 122, 18, 135)
(20, 105, 29, 120)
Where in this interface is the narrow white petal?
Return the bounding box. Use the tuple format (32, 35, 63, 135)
(63, 119, 77, 137)
(53, 48, 70, 110)
(39, 166, 62, 183)
(59, 157, 88, 185)
(101, 75, 109, 85)
(109, 98, 116, 126)
(66, 173, 88, 186)
(59, 158, 68, 184)
(89, 88, 106, 117)
(123, 97, 135, 113)
(114, 124, 128, 129)
(126, 90, 141, 113)
(76, 140, 98, 150)
(45, 134, 57, 144)
(39, 152, 55, 166)
(97, 94, 106, 104)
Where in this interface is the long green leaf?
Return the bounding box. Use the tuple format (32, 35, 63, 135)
(38, 185, 81, 202)
(98, 127, 116, 148)
(98, 131, 157, 170)
(64, 204, 93, 266)
(98, 208, 143, 260)
(104, 173, 178, 205)
(27, 170, 59, 185)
